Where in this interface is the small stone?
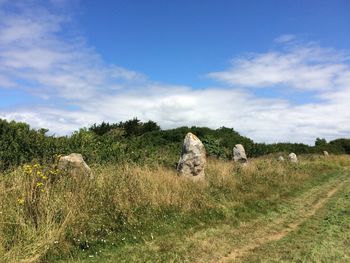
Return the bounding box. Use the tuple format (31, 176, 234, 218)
(278, 156, 285, 161)
(288, 152, 298, 163)
(177, 133, 206, 181)
(233, 144, 248, 164)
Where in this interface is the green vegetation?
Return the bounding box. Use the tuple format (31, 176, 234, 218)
(1, 155, 350, 262)
(58, 159, 350, 263)
(1, 118, 350, 262)
(1, 118, 350, 171)
(241, 173, 350, 262)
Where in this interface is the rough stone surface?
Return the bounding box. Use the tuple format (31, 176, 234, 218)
(323, 151, 329, 157)
(233, 144, 248, 164)
(177, 133, 206, 181)
(278, 156, 285, 161)
(288, 152, 298, 163)
(58, 153, 91, 177)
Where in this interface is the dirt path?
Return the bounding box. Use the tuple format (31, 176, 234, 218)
(71, 167, 350, 263)
(216, 181, 345, 263)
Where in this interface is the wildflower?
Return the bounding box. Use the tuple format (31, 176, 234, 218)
(36, 182, 44, 187)
(41, 175, 48, 180)
(24, 165, 33, 174)
(17, 198, 25, 205)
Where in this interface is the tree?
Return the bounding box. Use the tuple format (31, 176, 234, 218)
(315, 137, 327, 147)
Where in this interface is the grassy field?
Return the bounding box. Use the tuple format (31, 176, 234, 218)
(1, 155, 349, 263)
(241, 178, 350, 263)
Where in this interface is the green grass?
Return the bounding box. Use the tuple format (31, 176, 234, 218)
(241, 174, 350, 262)
(60, 167, 350, 263)
(1, 155, 350, 263)
(56, 158, 350, 263)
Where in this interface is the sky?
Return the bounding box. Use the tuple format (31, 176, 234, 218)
(0, 0, 349, 144)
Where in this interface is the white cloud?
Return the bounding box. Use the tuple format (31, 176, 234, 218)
(0, 3, 142, 100)
(208, 44, 350, 91)
(2, 84, 350, 144)
(0, 74, 17, 88)
(0, 1, 349, 144)
(274, 34, 296, 43)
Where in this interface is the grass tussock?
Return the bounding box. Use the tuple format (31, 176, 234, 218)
(0, 155, 349, 262)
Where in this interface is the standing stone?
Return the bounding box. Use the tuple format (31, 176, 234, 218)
(233, 144, 248, 164)
(278, 156, 285, 161)
(177, 133, 206, 181)
(288, 152, 298, 163)
(58, 153, 92, 177)
(323, 151, 329, 157)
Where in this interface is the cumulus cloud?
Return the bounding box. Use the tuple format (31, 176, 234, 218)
(0, 1, 349, 144)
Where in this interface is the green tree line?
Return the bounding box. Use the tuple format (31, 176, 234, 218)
(0, 118, 349, 171)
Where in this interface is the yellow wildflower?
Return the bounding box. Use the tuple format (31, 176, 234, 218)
(17, 198, 25, 205)
(36, 182, 44, 187)
(24, 165, 33, 174)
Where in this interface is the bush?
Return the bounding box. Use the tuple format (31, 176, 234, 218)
(1, 118, 349, 172)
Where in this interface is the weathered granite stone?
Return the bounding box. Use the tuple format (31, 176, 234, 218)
(233, 144, 248, 164)
(177, 133, 206, 181)
(288, 152, 298, 163)
(58, 153, 91, 177)
(278, 156, 285, 161)
(323, 151, 329, 157)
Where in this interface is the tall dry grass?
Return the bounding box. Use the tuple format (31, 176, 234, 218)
(0, 155, 349, 262)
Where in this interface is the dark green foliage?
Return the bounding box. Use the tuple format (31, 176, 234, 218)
(89, 121, 119, 136)
(250, 142, 314, 157)
(0, 119, 66, 170)
(315, 137, 327, 147)
(89, 118, 160, 137)
(0, 118, 349, 171)
(329, 138, 350, 154)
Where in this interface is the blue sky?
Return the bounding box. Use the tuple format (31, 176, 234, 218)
(0, 0, 349, 143)
(80, 0, 350, 87)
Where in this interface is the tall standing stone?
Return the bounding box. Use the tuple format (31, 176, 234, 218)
(177, 133, 206, 181)
(288, 152, 298, 163)
(58, 153, 92, 177)
(323, 151, 329, 157)
(233, 144, 248, 164)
